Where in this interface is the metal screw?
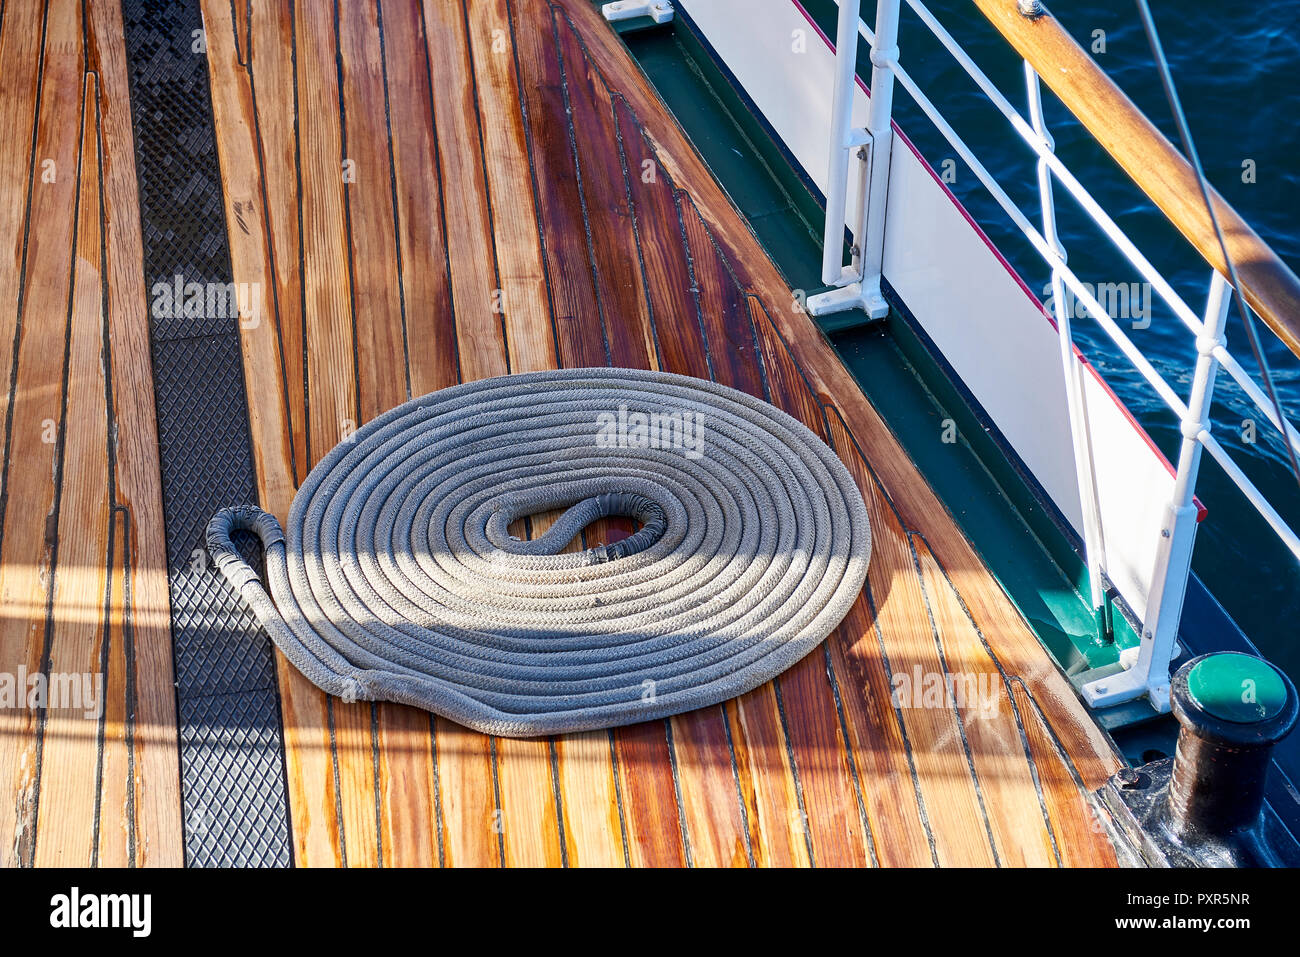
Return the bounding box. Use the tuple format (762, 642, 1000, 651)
(1017, 0, 1046, 18)
(1116, 767, 1142, 789)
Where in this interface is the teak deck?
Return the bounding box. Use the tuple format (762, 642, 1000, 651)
(0, 0, 1122, 866)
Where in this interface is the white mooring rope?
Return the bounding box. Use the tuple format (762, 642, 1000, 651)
(207, 368, 871, 737)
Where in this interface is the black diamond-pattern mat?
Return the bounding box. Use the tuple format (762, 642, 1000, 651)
(123, 0, 292, 867)
(179, 689, 293, 868)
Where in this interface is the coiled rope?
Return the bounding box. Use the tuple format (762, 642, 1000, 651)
(207, 368, 871, 737)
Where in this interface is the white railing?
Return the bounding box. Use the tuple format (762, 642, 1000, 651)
(808, 0, 1300, 712)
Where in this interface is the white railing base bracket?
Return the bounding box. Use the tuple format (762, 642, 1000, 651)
(1080, 500, 1199, 713)
(602, 1, 674, 25)
(1080, 664, 1173, 715)
(806, 281, 890, 320)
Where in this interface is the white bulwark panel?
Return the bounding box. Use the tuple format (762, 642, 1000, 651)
(678, 0, 1198, 624)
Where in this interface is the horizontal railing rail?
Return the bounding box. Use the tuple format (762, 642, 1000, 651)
(813, 0, 1300, 712)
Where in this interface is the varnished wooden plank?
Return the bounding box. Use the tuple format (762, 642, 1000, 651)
(488, 511, 579, 868)
(496, 737, 563, 867)
(462, 1, 570, 863)
(374, 704, 438, 867)
(671, 708, 750, 867)
(202, 0, 342, 866)
(491, 510, 593, 866)
(614, 97, 701, 377)
(508, 514, 622, 868)
(743, 299, 871, 868)
(373, 0, 462, 870)
(422, 0, 507, 382)
(379, 0, 457, 396)
(248, 0, 307, 481)
(331, 699, 380, 868)
(633, 379, 752, 861)
(32, 77, 112, 868)
(274, 661, 343, 865)
(726, 690, 810, 867)
(596, 87, 701, 866)
(96, 509, 132, 866)
(554, 11, 657, 371)
(678, 197, 764, 397)
(465, 0, 553, 374)
(340, 0, 406, 420)
(90, 0, 184, 866)
(820, 413, 934, 868)
(547, 65, 757, 863)
(520, 7, 635, 550)
(202, 0, 299, 513)
(835, 423, 997, 866)
(654, 182, 823, 868)
(511, 0, 605, 369)
(414, 0, 515, 869)
(0, 0, 84, 866)
(395, 624, 496, 864)
(296, 0, 359, 460)
(501, 501, 619, 843)
(913, 537, 1058, 866)
(493, 518, 565, 867)
(433, 719, 500, 867)
(0, 0, 46, 446)
(1011, 683, 1119, 867)
(545, 0, 650, 702)
(612, 721, 684, 866)
(555, 732, 624, 867)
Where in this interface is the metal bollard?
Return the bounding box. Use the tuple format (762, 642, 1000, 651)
(1099, 653, 1299, 867)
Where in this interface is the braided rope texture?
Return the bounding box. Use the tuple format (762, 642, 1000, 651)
(208, 369, 872, 737)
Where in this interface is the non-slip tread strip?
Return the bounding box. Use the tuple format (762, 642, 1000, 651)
(123, 0, 292, 868)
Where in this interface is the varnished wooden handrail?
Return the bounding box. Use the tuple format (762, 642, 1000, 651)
(972, 0, 1300, 359)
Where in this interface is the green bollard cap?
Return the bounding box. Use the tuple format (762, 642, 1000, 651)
(1186, 653, 1289, 724)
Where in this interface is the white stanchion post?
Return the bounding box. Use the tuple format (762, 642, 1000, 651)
(1083, 272, 1231, 711)
(808, 0, 900, 319)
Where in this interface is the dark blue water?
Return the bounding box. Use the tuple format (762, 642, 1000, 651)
(886, 2, 1300, 679)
